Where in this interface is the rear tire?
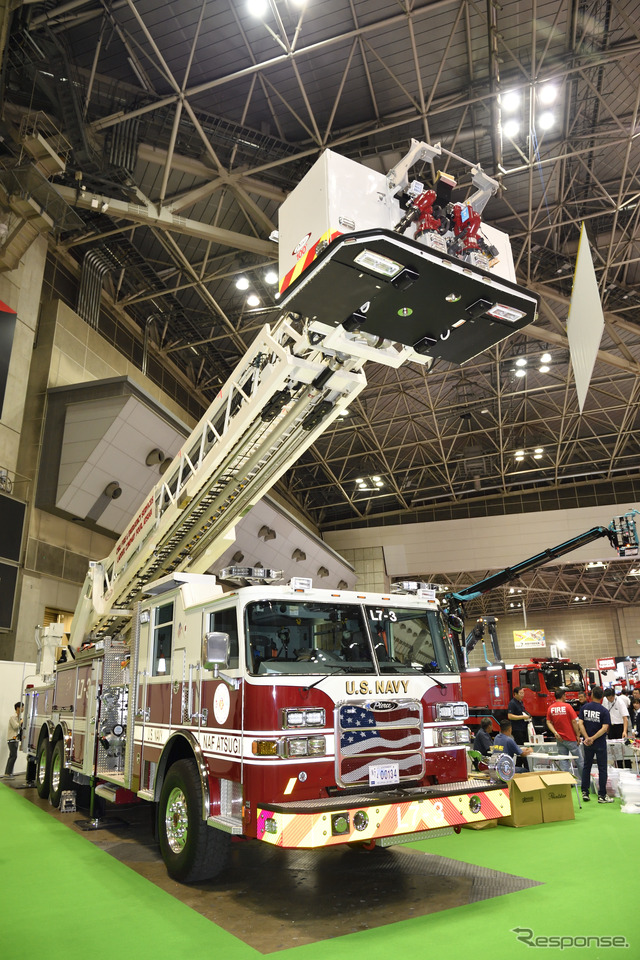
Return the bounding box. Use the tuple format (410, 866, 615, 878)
(158, 759, 231, 883)
(35, 738, 51, 800)
(49, 739, 71, 808)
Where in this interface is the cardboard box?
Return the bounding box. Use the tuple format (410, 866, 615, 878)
(500, 772, 544, 827)
(539, 771, 576, 823)
(500, 771, 576, 827)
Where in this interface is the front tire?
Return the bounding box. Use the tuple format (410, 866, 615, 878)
(35, 738, 51, 800)
(49, 739, 71, 808)
(158, 759, 231, 883)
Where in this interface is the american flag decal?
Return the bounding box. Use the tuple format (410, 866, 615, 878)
(337, 699, 424, 787)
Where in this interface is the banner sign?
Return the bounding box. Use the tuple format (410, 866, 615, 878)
(513, 629, 546, 649)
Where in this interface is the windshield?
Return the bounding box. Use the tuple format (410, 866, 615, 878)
(245, 599, 457, 676)
(543, 664, 584, 692)
(365, 605, 458, 674)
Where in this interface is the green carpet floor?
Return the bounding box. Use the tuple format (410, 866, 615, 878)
(1, 783, 638, 959)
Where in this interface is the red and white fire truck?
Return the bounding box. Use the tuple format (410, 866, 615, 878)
(442, 515, 639, 734)
(21, 140, 540, 883)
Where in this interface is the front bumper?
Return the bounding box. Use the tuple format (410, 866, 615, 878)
(256, 779, 510, 848)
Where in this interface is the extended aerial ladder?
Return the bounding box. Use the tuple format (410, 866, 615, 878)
(70, 317, 430, 649)
(441, 513, 640, 667)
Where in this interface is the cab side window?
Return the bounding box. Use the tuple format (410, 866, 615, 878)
(208, 607, 239, 668)
(520, 669, 540, 691)
(152, 602, 173, 676)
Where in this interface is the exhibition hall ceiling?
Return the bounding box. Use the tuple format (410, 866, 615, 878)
(2, 0, 640, 607)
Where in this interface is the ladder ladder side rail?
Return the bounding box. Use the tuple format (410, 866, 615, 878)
(77, 324, 310, 633)
(107, 347, 354, 599)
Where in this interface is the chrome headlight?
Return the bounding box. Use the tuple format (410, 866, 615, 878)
(439, 728, 457, 745)
(435, 702, 469, 721)
(282, 735, 326, 757)
(456, 727, 471, 743)
(281, 707, 326, 728)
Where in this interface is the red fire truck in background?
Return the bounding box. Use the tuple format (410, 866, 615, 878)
(441, 515, 639, 735)
(21, 139, 539, 882)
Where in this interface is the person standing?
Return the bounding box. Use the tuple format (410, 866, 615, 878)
(507, 686, 532, 770)
(603, 688, 629, 740)
(546, 689, 584, 781)
(578, 686, 614, 804)
(3, 702, 23, 779)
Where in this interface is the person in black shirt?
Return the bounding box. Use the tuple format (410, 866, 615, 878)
(472, 718, 493, 756)
(578, 686, 614, 803)
(507, 686, 532, 770)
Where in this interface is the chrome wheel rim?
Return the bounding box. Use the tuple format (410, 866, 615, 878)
(51, 751, 61, 794)
(165, 787, 189, 854)
(37, 748, 47, 785)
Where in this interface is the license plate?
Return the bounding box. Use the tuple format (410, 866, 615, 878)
(368, 761, 399, 786)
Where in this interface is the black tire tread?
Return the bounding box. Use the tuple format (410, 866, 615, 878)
(49, 739, 71, 808)
(35, 738, 51, 800)
(158, 758, 231, 883)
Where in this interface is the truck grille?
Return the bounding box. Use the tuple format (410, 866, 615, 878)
(336, 698, 425, 787)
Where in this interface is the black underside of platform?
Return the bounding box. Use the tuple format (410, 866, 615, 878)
(279, 229, 539, 363)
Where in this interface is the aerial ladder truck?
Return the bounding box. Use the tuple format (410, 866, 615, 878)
(440, 515, 639, 733)
(22, 140, 539, 882)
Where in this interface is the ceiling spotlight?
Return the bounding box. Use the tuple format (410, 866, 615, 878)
(533, 453, 543, 460)
(538, 111, 555, 131)
(539, 364, 550, 373)
(515, 368, 526, 378)
(534, 447, 544, 454)
(247, 0, 268, 15)
(501, 90, 520, 112)
(515, 357, 527, 367)
(372, 475, 381, 481)
(503, 119, 520, 138)
(338, 409, 349, 417)
(538, 83, 558, 105)
(264, 270, 278, 285)
(515, 449, 524, 456)
(235, 276, 250, 290)
(515, 455, 525, 462)
(247, 294, 261, 307)
(540, 353, 551, 363)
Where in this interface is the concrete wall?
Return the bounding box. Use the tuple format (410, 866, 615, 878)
(324, 502, 640, 575)
(6, 298, 197, 663)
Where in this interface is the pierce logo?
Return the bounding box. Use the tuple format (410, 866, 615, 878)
(293, 232, 312, 260)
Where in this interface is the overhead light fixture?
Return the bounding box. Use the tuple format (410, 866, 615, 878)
(538, 111, 555, 131)
(264, 270, 278, 285)
(515, 357, 527, 367)
(338, 408, 349, 417)
(515, 454, 525, 462)
(515, 449, 525, 456)
(247, 0, 268, 15)
(247, 294, 261, 307)
(515, 368, 526, 378)
(533, 453, 543, 459)
(501, 90, 520, 112)
(534, 447, 544, 454)
(539, 365, 550, 373)
(503, 119, 520, 138)
(235, 276, 250, 290)
(540, 352, 551, 363)
(538, 83, 558, 105)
